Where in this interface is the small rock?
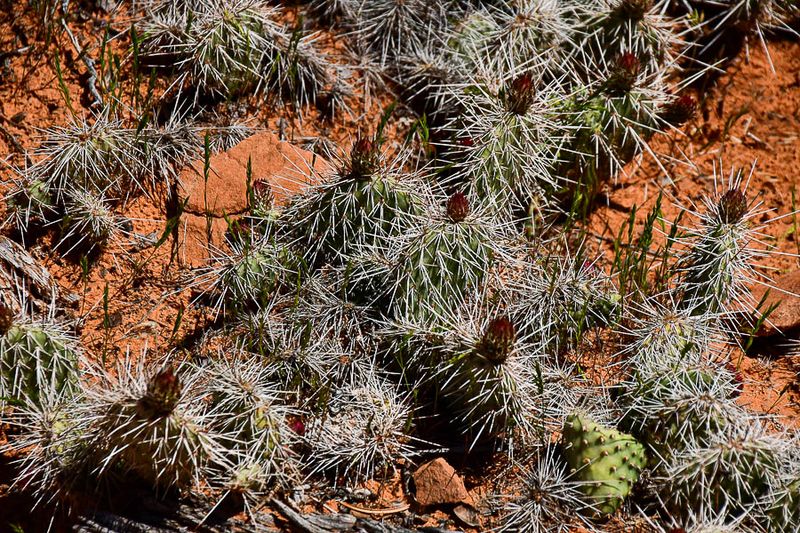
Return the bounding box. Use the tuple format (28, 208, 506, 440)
(751, 271, 800, 336)
(453, 503, 479, 527)
(412, 458, 472, 507)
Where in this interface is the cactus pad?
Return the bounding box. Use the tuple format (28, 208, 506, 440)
(0, 319, 80, 404)
(562, 413, 646, 517)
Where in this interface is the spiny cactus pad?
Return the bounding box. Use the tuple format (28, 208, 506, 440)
(0, 320, 80, 404)
(562, 413, 647, 517)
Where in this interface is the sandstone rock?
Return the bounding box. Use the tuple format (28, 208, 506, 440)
(176, 131, 330, 267)
(179, 130, 328, 216)
(412, 458, 472, 508)
(752, 271, 800, 336)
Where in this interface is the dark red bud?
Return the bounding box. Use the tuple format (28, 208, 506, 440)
(349, 135, 379, 180)
(137, 367, 182, 419)
(446, 192, 470, 222)
(289, 417, 306, 436)
(502, 73, 536, 115)
(718, 188, 748, 224)
(0, 303, 13, 336)
(458, 137, 474, 147)
(252, 179, 272, 202)
(479, 317, 516, 364)
(724, 362, 744, 398)
(617, 0, 652, 21)
(618, 53, 640, 76)
(606, 53, 640, 94)
(661, 94, 697, 126)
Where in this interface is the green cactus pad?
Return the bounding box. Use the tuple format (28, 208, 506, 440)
(389, 219, 493, 320)
(0, 322, 80, 404)
(285, 173, 420, 265)
(562, 413, 647, 517)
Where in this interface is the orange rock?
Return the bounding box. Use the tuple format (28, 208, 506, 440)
(176, 131, 330, 268)
(752, 270, 800, 337)
(412, 458, 473, 508)
(179, 130, 329, 216)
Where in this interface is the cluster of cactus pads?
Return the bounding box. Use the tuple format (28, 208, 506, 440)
(2, 0, 800, 531)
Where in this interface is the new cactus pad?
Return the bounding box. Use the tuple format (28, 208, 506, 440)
(562, 413, 647, 516)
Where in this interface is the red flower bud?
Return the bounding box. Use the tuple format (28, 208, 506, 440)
(718, 188, 748, 224)
(446, 192, 470, 223)
(0, 303, 13, 336)
(661, 94, 697, 126)
(137, 367, 182, 419)
(349, 135, 380, 180)
(502, 73, 536, 115)
(724, 362, 745, 398)
(617, 0, 652, 21)
(479, 317, 516, 364)
(606, 53, 640, 94)
(289, 417, 306, 436)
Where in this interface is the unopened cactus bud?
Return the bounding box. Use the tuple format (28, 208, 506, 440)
(718, 188, 748, 224)
(349, 135, 380, 180)
(458, 137, 474, 147)
(661, 94, 697, 126)
(137, 368, 181, 419)
(478, 317, 516, 363)
(606, 53, 640, 94)
(724, 362, 745, 397)
(501, 73, 536, 115)
(289, 417, 306, 436)
(250, 179, 274, 216)
(446, 192, 470, 223)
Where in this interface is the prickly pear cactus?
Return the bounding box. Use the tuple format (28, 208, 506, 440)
(388, 192, 496, 319)
(562, 413, 647, 517)
(0, 307, 80, 404)
(619, 365, 742, 469)
(89, 366, 221, 490)
(410, 307, 543, 446)
(5, 178, 55, 232)
(679, 186, 754, 316)
(766, 477, 800, 531)
(282, 135, 422, 266)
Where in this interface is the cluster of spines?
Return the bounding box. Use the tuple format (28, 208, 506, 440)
(136, 0, 335, 107)
(0, 304, 81, 407)
(279, 134, 423, 268)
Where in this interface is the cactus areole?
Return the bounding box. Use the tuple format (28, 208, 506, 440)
(446, 192, 470, 222)
(478, 317, 516, 364)
(661, 94, 697, 126)
(607, 53, 640, 94)
(137, 368, 182, 419)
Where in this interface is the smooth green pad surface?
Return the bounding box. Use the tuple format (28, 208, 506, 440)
(562, 413, 646, 517)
